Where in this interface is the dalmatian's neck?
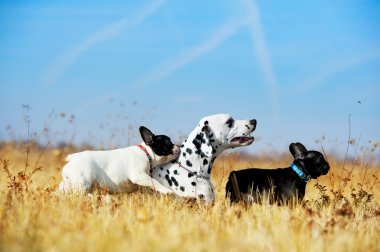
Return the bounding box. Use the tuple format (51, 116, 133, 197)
(176, 138, 218, 178)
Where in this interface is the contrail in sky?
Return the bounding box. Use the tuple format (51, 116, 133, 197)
(43, 0, 166, 85)
(76, 16, 250, 115)
(243, 0, 280, 120)
(133, 17, 250, 87)
(75, 0, 278, 116)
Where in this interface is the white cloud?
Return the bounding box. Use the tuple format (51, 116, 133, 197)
(43, 0, 166, 85)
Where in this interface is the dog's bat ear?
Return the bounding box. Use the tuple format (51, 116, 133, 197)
(139, 126, 155, 146)
(289, 143, 305, 159)
(296, 142, 307, 152)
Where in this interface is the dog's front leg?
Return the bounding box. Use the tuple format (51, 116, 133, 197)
(132, 173, 173, 194)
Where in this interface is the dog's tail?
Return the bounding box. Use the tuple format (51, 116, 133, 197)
(226, 171, 243, 203)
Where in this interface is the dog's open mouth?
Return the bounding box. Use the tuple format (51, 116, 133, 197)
(230, 136, 254, 145)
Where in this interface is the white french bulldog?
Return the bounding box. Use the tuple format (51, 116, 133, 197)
(58, 126, 180, 194)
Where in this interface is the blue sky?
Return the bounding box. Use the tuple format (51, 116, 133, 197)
(1, 0, 379, 158)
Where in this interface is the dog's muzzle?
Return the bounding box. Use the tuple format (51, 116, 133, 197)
(321, 164, 330, 175)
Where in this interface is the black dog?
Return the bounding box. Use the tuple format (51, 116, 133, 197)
(226, 143, 330, 204)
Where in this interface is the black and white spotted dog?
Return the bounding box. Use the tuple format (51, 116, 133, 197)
(150, 114, 257, 204)
(225, 142, 330, 204)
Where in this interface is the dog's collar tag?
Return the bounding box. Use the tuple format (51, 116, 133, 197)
(138, 144, 153, 169)
(291, 163, 311, 182)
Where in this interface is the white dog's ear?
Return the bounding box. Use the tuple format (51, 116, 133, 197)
(139, 126, 155, 146)
(289, 142, 306, 159)
(192, 121, 213, 158)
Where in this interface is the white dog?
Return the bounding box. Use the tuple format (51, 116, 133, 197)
(150, 114, 257, 204)
(58, 126, 180, 194)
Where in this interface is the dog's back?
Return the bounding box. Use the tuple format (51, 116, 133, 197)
(226, 168, 301, 204)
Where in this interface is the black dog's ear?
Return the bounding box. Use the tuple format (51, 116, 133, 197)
(139, 126, 155, 146)
(289, 143, 306, 159)
(296, 142, 307, 153)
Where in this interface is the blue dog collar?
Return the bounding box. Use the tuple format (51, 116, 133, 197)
(291, 163, 311, 182)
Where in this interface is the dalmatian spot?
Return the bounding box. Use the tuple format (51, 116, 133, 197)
(166, 170, 170, 174)
(159, 174, 161, 177)
(174, 170, 178, 175)
(192, 133, 203, 150)
(165, 174, 172, 186)
(186, 160, 192, 167)
(191, 182, 196, 186)
(186, 148, 192, 155)
(182, 152, 186, 157)
(180, 186, 185, 192)
(160, 167, 163, 171)
(188, 173, 194, 178)
(226, 117, 234, 128)
(203, 159, 208, 165)
(171, 177, 179, 187)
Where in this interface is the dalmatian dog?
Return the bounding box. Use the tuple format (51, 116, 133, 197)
(58, 126, 180, 194)
(226, 142, 330, 204)
(151, 114, 257, 204)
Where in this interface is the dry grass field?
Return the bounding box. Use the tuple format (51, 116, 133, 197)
(0, 140, 379, 252)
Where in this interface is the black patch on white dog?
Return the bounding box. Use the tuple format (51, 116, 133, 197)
(192, 133, 204, 150)
(186, 160, 193, 167)
(171, 177, 179, 187)
(226, 117, 234, 128)
(165, 174, 172, 186)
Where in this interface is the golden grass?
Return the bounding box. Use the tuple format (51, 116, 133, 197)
(1, 142, 379, 252)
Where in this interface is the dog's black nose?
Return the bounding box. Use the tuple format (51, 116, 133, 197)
(249, 119, 257, 127)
